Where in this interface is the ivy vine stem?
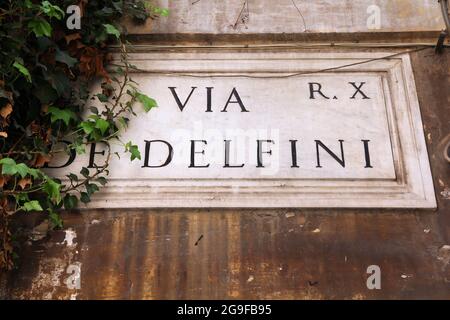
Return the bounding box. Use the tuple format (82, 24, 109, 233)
(0, 0, 165, 270)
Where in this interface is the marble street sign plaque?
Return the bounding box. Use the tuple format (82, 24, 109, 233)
(46, 51, 436, 208)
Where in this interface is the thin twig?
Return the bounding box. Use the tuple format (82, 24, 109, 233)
(123, 47, 429, 80)
(233, 0, 249, 29)
(290, 0, 307, 32)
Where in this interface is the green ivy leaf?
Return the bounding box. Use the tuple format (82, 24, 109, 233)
(130, 146, 141, 161)
(136, 93, 158, 112)
(3, 160, 42, 179)
(34, 82, 57, 104)
(86, 183, 99, 196)
(55, 49, 77, 68)
(24, 0, 34, 9)
(0, 158, 17, 176)
(63, 194, 78, 210)
(28, 17, 52, 37)
(48, 209, 63, 229)
(15, 193, 30, 203)
(73, 142, 86, 155)
(103, 24, 120, 39)
(47, 71, 72, 96)
(41, 1, 65, 20)
(95, 118, 110, 135)
(28, 168, 42, 179)
(43, 179, 62, 205)
(13, 61, 32, 82)
(117, 117, 129, 129)
(80, 121, 95, 135)
(95, 93, 109, 103)
(80, 192, 90, 204)
(48, 106, 77, 126)
(125, 142, 141, 161)
(153, 7, 170, 17)
(22, 200, 43, 212)
(15, 163, 32, 178)
(80, 167, 89, 178)
(89, 106, 99, 115)
(67, 173, 78, 182)
(0, 158, 16, 166)
(96, 177, 107, 186)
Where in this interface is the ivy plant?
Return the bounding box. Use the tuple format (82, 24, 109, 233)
(0, 0, 166, 270)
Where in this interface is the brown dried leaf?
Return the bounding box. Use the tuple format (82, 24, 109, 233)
(30, 121, 41, 135)
(65, 33, 81, 44)
(0, 176, 4, 188)
(34, 153, 52, 168)
(0, 197, 8, 209)
(40, 48, 56, 66)
(78, 0, 87, 17)
(0, 103, 13, 119)
(0, 175, 11, 188)
(41, 104, 49, 114)
(18, 178, 32, 190)
(79, 47, 110, 81)
(44, 127, 52, 144)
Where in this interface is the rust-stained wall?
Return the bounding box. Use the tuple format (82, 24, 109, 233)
(0, 48, 449, 300)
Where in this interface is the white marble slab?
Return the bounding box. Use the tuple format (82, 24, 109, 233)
(47, 51, 436, 208)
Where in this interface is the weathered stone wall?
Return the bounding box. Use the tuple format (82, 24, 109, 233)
(130, 0, 444, 34)
(1, 1, 449, 300)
